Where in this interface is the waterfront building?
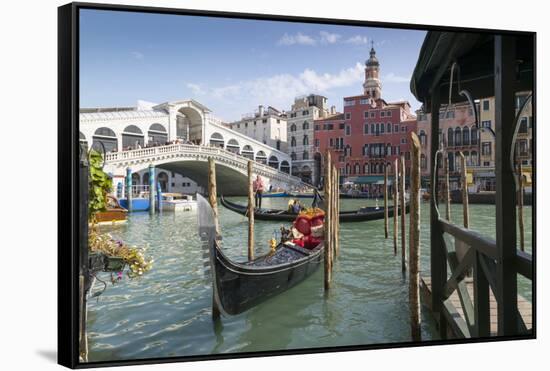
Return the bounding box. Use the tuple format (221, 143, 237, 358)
(227, 105, 288, 152)
(287, 94, 333, 185)
(314, 46, 417, 192)
(80, 99, 293, 195)
(416, 91, 533, 191)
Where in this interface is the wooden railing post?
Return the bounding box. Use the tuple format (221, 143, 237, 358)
(430, 91, 448, 339)
(494, 35, 518, 335)
(444, 153, 451, 222)
(517, 161, 525, 252)
(459, 152, 469, 228)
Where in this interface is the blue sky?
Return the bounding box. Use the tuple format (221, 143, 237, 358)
(80, 9, 426, 121)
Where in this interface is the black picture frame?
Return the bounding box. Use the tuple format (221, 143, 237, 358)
(58, 2, 536, 368)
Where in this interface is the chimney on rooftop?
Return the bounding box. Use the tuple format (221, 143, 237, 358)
(330, 105, 336, 115)
(258, 105, 264, 116)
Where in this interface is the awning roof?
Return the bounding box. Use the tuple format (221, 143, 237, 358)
(410, 31, 534, 112)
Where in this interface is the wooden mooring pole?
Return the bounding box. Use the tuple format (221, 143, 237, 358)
(336, 169, 340, 257)
(384, 165, 389, 239)
(247, 161, 255, 260)
(459, 152, 469, 228)
(409, 132, 422, 341)
(517, 161, 525, 251)
(332, 164, 339, 259)
(324, 151, 332, 290)
(393, 159, 399, 256)
(208, 157, 221, 319)
(444, 154, 451, 221)
(400, 156, 407, 273)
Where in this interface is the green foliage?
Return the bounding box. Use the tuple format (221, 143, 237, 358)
(88, 150, 113, 218)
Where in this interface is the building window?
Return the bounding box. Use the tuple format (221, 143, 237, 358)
(386, 110, 392, 117)
(401, 138, 406, 144)
(381, 111, 385, 117)
(291, 112, 297, 118)
(394, 124, 399, 132)
(345, 112, 351, 120)
(329, 138, 334, 147)
(462, 127, 470, 145)
(237, 124, 240, 129)
(245, 122, 248, 128)
(291, 137, 296, 147)
(303, 135, 309, 145)
(303, 151, 309, 160)
(370, 112, 376, 118)
(401, 126, 406, 132)
(387, 123, 392, 133)
(345, 125, 351, 136)
(290, 123, 297, 132)
(421, 154, 427, 169)
(454, 127, 462, 146)
(364, 123, 369, 134)
(344, 100, 355, 107)
(339, 123, 345, 130)
(364, 111, 369, 118)
(371, 124, 375, 134)
(419, 130, 427, 145)
(519, 117, 528, 133)
(303, 121, 309, 130)
(302, 110, 309, 115)
(315, 139, 320, 147)
(483, 100, 490, 111)
(315, 124, 320, 131)
(484, 161, 490, 167)
(482, 142, 492, 155)
(363, 144, 369, 156)
(360, 99, 369, 105)
(291, 152, 297, 160)
(447, 128, 454, 146)
(482, 120, 491, 129)
(380, 123, 385, 134)
(471, 126, 478, 145)
(446, 110, 455, 119)
(364, 163, 369, 174)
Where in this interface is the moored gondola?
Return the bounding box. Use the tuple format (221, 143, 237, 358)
(220, 195, 408, 223)
(197, 194, 324, 316)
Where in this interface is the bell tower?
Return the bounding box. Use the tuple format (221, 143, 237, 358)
(363, 42, 382, 99)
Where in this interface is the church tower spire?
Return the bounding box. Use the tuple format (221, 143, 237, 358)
(363, 42, 382, 99)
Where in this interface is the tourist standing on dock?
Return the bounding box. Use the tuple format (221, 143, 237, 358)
(253, 175, 264, 209)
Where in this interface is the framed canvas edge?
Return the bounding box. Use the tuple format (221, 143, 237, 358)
(57, 2, 537, 369)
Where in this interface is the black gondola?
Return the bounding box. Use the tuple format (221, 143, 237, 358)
(220, 195, 408, 223)
(197, 194, 324, 316)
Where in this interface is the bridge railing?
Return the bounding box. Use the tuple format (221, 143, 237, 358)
(105, 143, 310, 187)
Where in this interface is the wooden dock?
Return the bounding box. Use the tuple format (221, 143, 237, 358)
(421, 276, 533, 337)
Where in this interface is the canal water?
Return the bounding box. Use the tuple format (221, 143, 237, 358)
(87, 197, 533, 362)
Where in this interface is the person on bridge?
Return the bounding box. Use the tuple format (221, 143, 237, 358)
(253, 175, 264, 209)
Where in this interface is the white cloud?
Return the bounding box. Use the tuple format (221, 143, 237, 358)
(131, 51, 144, 60)
(345, 35, 370, 45)
(186, 63, 364, 119)
(186, 83, 206, 95)
(384, 73, 410, 83)
(319, 31, 341, 44)
(277, 32, 316, 46)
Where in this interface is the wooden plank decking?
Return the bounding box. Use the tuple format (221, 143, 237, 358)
(421, 276, 533, 337)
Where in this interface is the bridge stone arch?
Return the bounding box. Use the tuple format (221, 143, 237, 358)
(226, 138, 240, 154)
(174, 101, 207, 145)
(242, 145, 254, 159)
(209, 132, 225, 148)
(256, 150, 267, 164)
(268, 155, 279, 169)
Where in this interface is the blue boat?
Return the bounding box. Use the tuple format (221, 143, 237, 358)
(119, 198, 150, 211)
